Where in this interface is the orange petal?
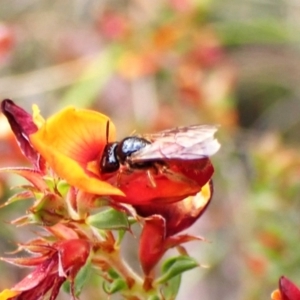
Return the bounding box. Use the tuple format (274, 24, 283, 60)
(29, 107, 123, 196)
(271, 290, 282, 300)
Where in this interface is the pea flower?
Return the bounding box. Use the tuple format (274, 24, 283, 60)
(0, 99, 217, 205)
(0, 99, 219, 299)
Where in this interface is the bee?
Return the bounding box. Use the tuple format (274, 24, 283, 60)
(100, 123, 220, 176)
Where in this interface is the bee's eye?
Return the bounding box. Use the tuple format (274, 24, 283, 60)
(100, 142, 119, 173)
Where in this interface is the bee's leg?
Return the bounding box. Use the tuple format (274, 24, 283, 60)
(146, 169, 157, 188)
(116, 171, 122, 187)
(116, 164, 135, 186)
(155, 163, 198, 186)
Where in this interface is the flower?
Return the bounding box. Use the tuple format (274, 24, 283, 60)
(0, 99, 219, 299)
(1, 99, 123, 197)
(271, 276, 300, 300)
(0, 239, 90, 300)
(137, 181, 212, 275)
(8, 102, 213, 205)
(1, 100, 216, 205)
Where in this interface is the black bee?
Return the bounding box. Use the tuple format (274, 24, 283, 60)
(100, 122, 220, 174)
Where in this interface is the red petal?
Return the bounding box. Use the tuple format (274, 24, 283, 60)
(46, 223, 79, 240)
(109, 158, 213, 205)
(1, 255, 50, 267)
(164, 234, 205, 249)
(56, 239, 90, 277)
(139, 215, 166, 275)
(0, 167, 48, 191)
(1, 99, 45, 171)
(12, 259, 54, 291)
(279, 276, 300, 300)
(135, 181, 213, 236)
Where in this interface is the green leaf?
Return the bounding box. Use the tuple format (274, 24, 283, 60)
(103, 278, 127, 294)
(147, 296, 161, 300)
(56, 180, 70, 196)
(43, 176, 56, 190)
(108, 268, 121, 280)
(147, 295, 161, 300)
(128, 217, 137, 225)
(161, 274, 181, 300)
(86, 208, 129, 230)
(156, 256, 198, 284)
(63, 260, 92, 296)
(73, 260, 93, 296)
(116, 230, 126, 246)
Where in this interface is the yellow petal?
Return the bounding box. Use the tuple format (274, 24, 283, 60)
(30, 107, 123, 196)
(32, 104, 45, 128)
(0, 289, 20, 300)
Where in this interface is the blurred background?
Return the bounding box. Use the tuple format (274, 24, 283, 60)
(1, 0, 300, 299)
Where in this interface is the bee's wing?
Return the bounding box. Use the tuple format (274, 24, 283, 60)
(129, 125, 220, 162)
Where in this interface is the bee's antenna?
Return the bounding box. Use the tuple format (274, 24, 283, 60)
(106, 120, 110, 143)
